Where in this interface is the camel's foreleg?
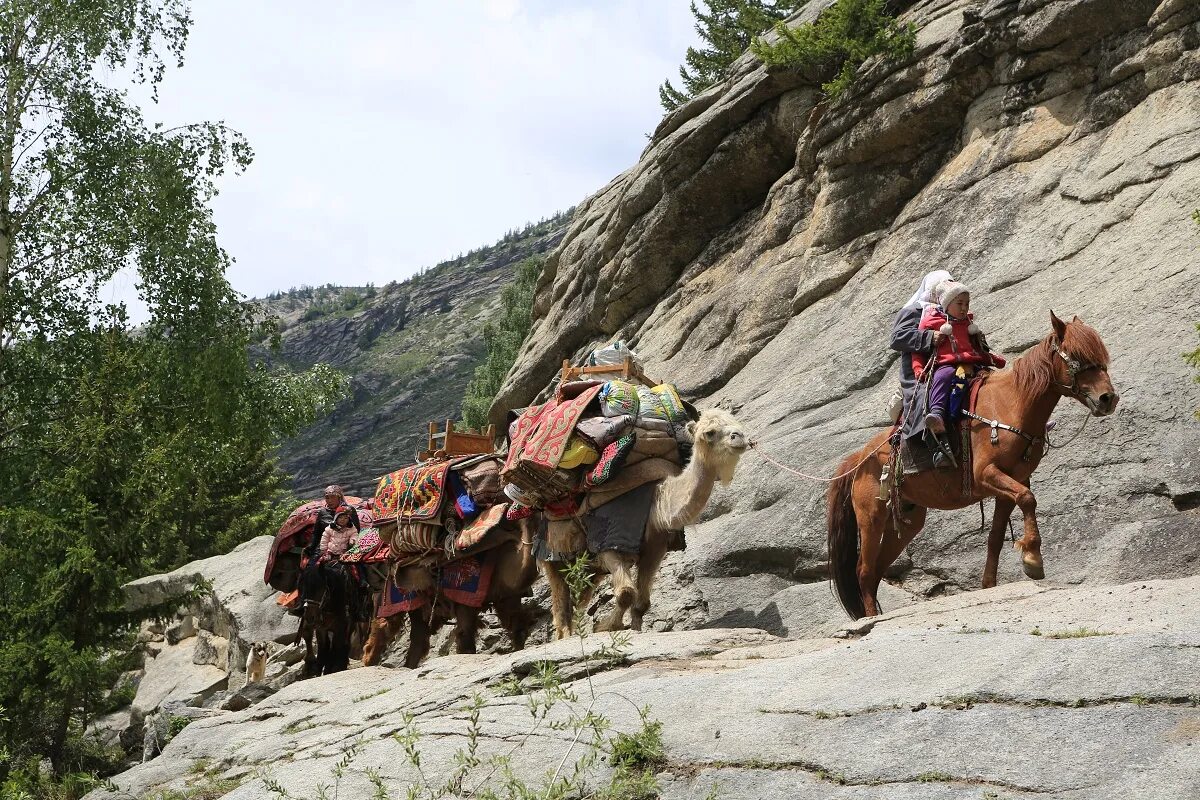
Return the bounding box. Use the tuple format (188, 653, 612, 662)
(982, 497, 1016, 588)
(978, 465, 1043, 579)
(405, 608, 432, 669)
(494, 595, 531, 651)
(595, 550, 636, 632)
(541, 560, 574, 639)
(630, 532, 670, 632)
(362, 615, 402, 666)
(453, 603, 479, 655)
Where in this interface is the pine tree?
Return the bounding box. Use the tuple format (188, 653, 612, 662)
(660, 0, 808, 111)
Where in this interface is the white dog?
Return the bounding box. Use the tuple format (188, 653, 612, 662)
(245, 642, 269, 687)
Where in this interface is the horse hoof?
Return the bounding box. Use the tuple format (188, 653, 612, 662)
(1022, 555, 1045, 580)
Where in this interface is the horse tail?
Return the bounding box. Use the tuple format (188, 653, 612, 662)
(827, 452, 866, 620)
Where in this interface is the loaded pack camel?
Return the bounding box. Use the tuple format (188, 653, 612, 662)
(542, 407, 749, 637)
(827, 313, 1118, 619)
(361, 529, 538, 668)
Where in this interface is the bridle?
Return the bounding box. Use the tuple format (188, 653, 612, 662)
(1050, 339, 1106, 409)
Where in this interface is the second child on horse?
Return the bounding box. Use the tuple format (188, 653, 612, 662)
(912, 280, 1006, 467)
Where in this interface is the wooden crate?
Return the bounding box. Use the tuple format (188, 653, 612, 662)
(560, 356, 657, 388)
(417, 419, 496, 462)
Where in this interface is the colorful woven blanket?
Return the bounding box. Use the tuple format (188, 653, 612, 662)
(377, 577, 428, 617)
(375, 461, 451, 522)
(584, 433, 636, 488)
(504, 385, 603, 475)
(439, 554, 495, 608)
(340, 528, 389, 563)
(454, 503, 509, 551)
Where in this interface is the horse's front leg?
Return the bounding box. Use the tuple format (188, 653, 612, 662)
(982, 497, 1016, 588)
(978, 465, 1043, 579)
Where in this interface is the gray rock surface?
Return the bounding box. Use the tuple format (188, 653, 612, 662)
(131, 639, 227, 719)
(126, 536, 299, 657)
(493, 0, 1200, 632)
(90, 575, 1200, 800)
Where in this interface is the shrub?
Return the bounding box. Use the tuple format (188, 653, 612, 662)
(751, 0, 916, 99)
(460, 256, 544, 430)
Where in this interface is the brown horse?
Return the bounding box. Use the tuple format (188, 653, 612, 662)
(361, 532, 538, 668)
(827, 313, 1118, 619)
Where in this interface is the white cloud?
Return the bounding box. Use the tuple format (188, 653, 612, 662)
(122, 0, 699, 304)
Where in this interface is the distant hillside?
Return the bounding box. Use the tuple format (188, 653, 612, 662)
(255, 213, 569, 497)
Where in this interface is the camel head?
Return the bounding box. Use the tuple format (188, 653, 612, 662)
(686, 408, 749, 485)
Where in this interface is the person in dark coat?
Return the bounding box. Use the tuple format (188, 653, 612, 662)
(890, 270, 953, 443)
(304, 484, 359, 563)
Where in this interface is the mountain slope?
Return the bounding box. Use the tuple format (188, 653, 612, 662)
(258, 216, 568, 497)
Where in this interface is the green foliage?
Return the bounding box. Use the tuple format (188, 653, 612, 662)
(0, 0, 348, 788)
(751, 0, 916, 99)
(660, 1, 808, 111)
(460, 255, 544, 429)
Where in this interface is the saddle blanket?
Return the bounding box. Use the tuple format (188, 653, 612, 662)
(375, 461, 451, 522)
(376, 553, 497, 617)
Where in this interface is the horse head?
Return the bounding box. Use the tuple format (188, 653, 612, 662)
(1050, 312, 1118, 416)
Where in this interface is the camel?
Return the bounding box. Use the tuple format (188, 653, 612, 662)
(361, 530, 538, 668)
(541, 407, 749, 638)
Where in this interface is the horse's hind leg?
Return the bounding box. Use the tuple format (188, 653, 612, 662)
(630, 531, 670, 632)
(979, 465, 1043, 579)
(873, 505, 927, 598)
(983, 497, 1016, 588)
(851, 479, 891, 617)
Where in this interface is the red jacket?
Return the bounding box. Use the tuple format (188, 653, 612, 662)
(912, 307, 1006, 378)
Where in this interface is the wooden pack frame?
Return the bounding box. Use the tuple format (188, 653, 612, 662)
(418, 419, 496, 462)
(560, 356, 657, 388)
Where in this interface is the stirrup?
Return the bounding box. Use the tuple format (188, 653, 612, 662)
(930, 433, 958, 470)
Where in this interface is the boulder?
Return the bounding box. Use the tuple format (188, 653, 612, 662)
(132, 639, 227, 719)
(125, 536, 300, 657)
(164, 615, 196, 645)
(192, 630, 229, 669)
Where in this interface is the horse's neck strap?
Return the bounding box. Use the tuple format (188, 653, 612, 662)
(961, 410, 1044, 461)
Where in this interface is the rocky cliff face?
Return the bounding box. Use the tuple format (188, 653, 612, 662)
(262, 221, 565, 498)
(496, 0, 1200, 631)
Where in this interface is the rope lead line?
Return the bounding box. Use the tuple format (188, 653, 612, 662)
(750, 437, 889, 483)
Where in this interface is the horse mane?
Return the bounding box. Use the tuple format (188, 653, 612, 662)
(1013, 319, 1110, 400)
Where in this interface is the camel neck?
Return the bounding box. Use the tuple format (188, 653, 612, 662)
(664, 455, 720, 529)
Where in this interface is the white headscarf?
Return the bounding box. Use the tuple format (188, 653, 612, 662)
(904, 270, 953, 309)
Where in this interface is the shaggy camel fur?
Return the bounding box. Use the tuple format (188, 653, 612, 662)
(361, 529, 537, 668)
(541, 408, 748, 638)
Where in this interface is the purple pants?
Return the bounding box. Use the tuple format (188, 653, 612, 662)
(927, 364, 959, 419)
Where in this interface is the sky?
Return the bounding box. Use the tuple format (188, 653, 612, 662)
(105, 0, 699, 310)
